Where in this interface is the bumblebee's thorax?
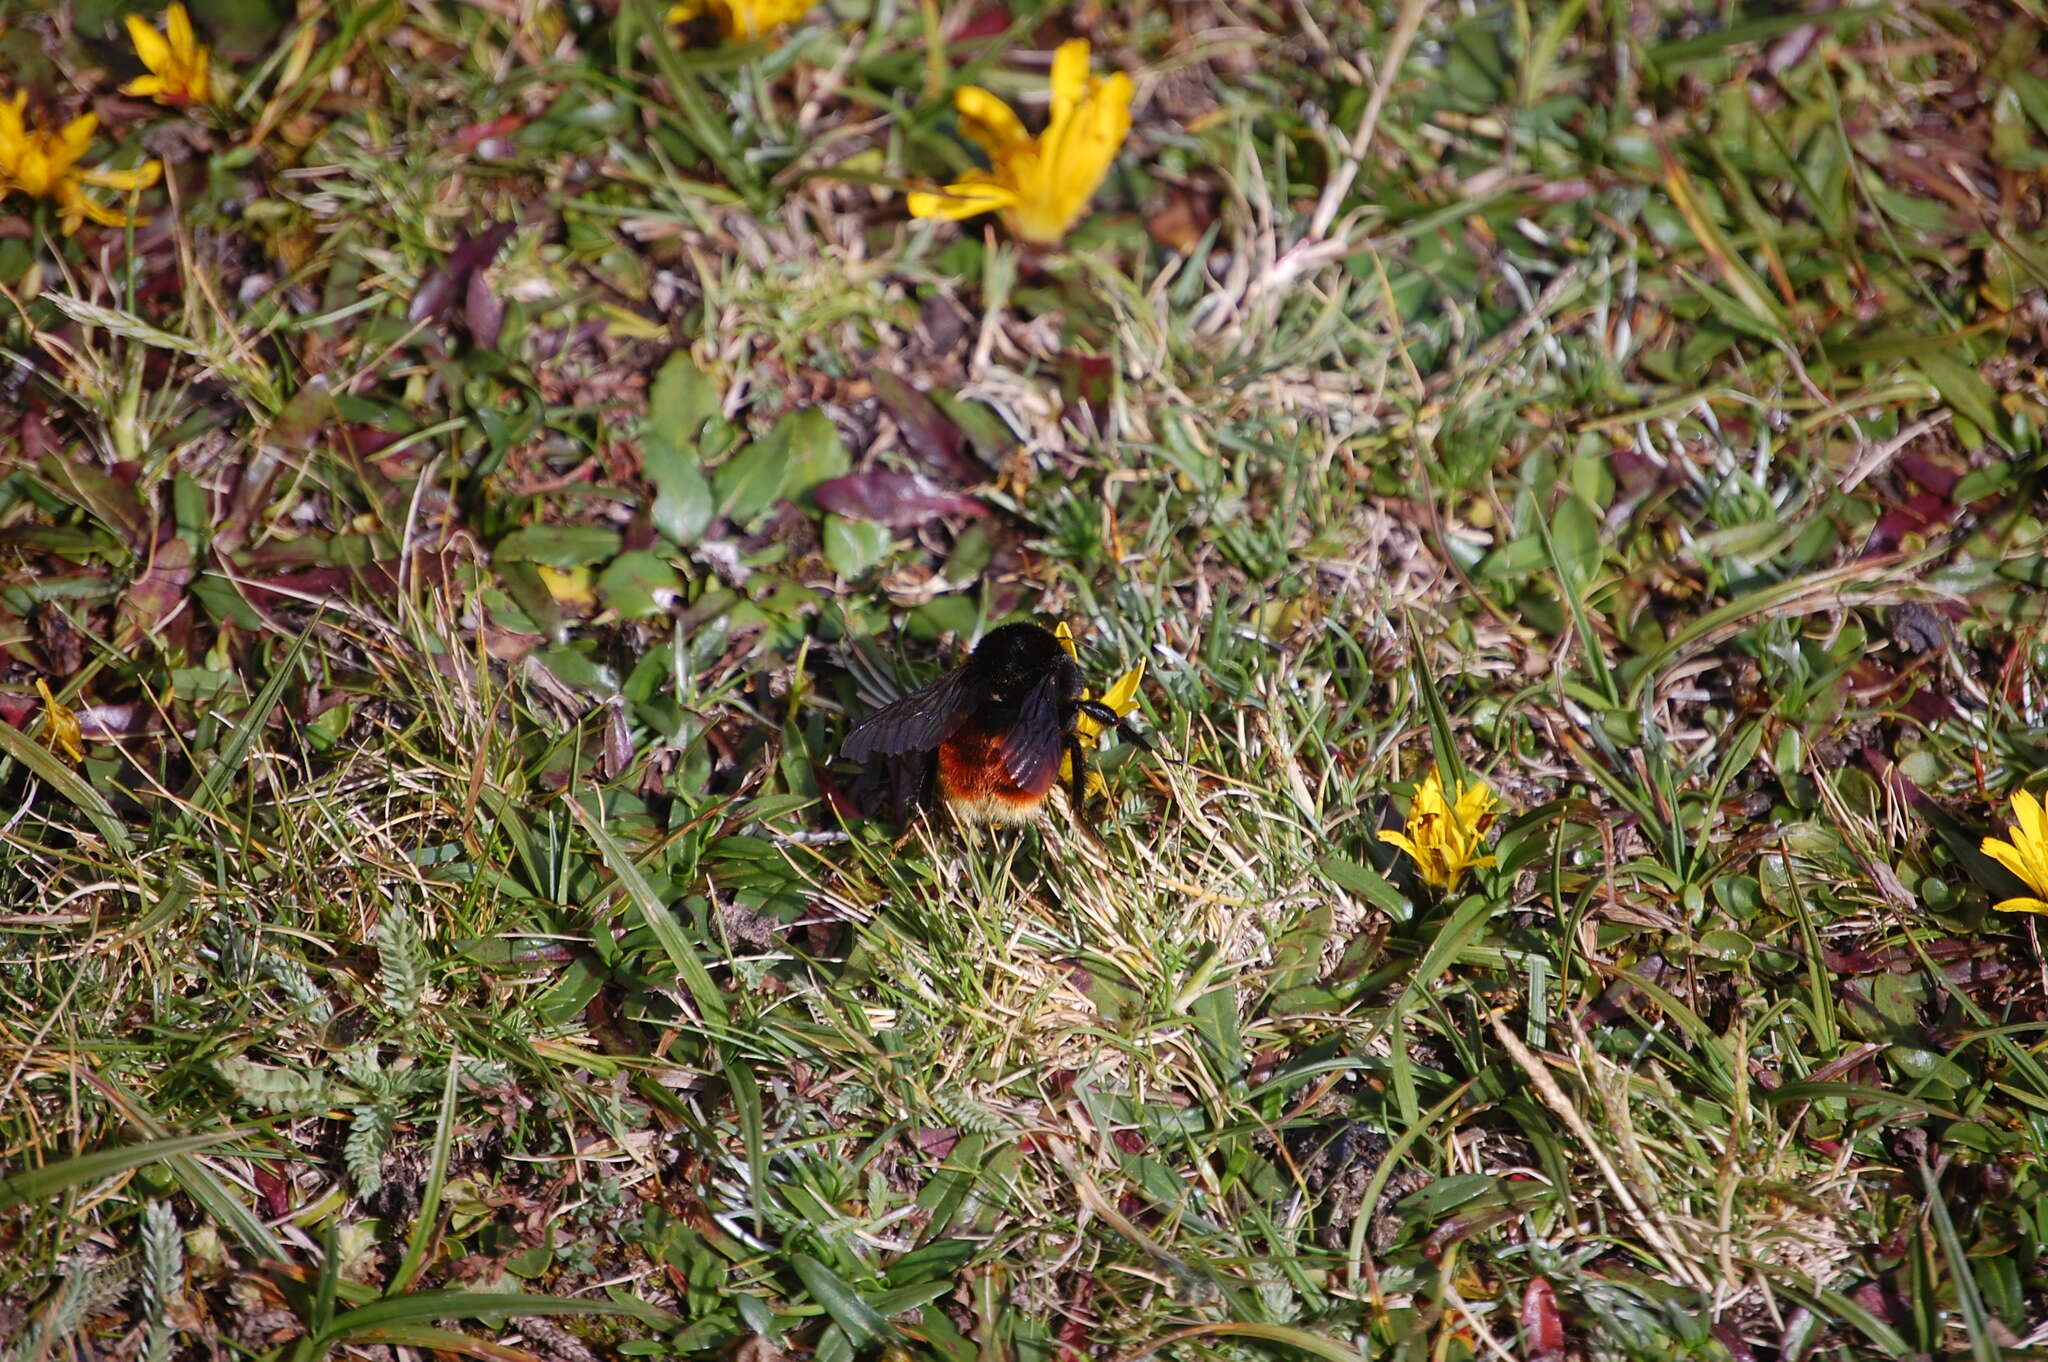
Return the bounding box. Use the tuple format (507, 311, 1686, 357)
(961, 622, 1082, 710)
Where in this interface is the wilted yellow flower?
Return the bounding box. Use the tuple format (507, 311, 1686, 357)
(1981, 789, 2048, 914)
(0, 95, 162, 235)
(35, 679, 84, 764)
(1054, 620, 1144, 796)
(1380, 768, 1500, 891)
(124, 3, 211, 107)
(908, 39, 1133, 246)
(664, 0, 815, 40)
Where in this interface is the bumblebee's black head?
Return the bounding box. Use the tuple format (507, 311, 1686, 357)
(962, 622, 1082, 708)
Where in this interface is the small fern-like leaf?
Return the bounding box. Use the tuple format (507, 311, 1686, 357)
(373, 908, 427, 1020)
(262, 951, 334, 1026)
(9, 1263, 105, 1362)
(933, 1088, 1012, 1135)
(139, 1201, 183, 1362)
(344, 1105, 393, 1198)
(214, 1055, 327, 1113)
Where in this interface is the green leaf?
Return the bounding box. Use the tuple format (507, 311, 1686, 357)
(823, 516, 892, 579)
(568, 797, 730, 1028)
(1317, 857, 1405, 916)
(494, 525, 623, 569)
(0, 1130, 247, 1208)
(713, 439, 792, 527)
(790, 1255, 889, 1346)
(312, 1289, 669, 1348)
(774, 407, 851, 502)
(597, 552, 683, 618)
(192, 626, 315, 817)
(1548, 496, 1600, 591)
(649, 457, 715, 546)
(647, 350, 723, 442)
(1915, 350, 2005, 445)
(0, 697, 134, 857)
(643, 352, 723, 545)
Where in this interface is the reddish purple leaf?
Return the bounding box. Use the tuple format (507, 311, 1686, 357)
(1711, 1322, 1758, 1362)
(40, 452, 148, 554)
(1057, 352, 1115, 428)
(871, 371, 982, 481)
(1522, 1278, 1565, 1362)
(454, 113, 526, 154)
(115, 536, 195, 649)
(465, 267, 506, 351)
(814, 472, 989, 528)
(408, 221, 516, 328)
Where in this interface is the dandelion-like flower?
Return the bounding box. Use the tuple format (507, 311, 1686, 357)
(0, 95, 162, 234)
(908, 39, 1133, 246)
(665, 0, 816, 41)
(1379, 767, 1500, 891)
(1981, 789, 2048, 914)
(35, 679, 84, 764)
(1054, 620, 1144, 795)
(124, 3, 211, 108)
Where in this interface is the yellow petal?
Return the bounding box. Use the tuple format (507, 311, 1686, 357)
(665, 0, 704, 20)
(712, 0, 813, 39)
(1378, 829, 1422, 858)
(1074, 661, 1144, 745)
(1053, 620, 1079, 661)
(2008, 791, 2048, 887)
(1097, 660, 1144, 716)
(2012, 789, 2046, 846)
(122, 75, 169, 97)
(166, 2, 195, 56)
(0, 90, 26, 158)
(55, 184, 88, 235)
(74, 191, 143, 229)
(1054, 71, 1130, 185)
(79, 159, 162, 191)
(1993, 896, 2048, 915)
(58, 113, 97, 167)
(907, 180, 1016, 221)
(1048, 39, 1091, 126)
(127, 14, 174, 73)
(14, 144, 53, 195)
(954, 86, 1028, 157)
(1453, 777, 1500, 833)
(1983, 836, 2045, 896)
(36, 679, 84, 764)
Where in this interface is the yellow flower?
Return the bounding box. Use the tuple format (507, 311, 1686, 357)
(0, 95, 162, 235)
(1379, 767, 1500, 891)
(664, 0, 815, 40)
(1981, 789, 2048, 914)
(908, 39, 1133, 246)
(1054, 621, 1145, 797)
(124, 3, 211, 108)
(35, 679, 84, 764)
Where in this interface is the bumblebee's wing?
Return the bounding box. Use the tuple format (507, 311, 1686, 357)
(841, 669, 971, 762)
(1000, 671, 1067, 793)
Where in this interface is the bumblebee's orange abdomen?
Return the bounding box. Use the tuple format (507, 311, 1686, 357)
(938, 722, 1054, 825)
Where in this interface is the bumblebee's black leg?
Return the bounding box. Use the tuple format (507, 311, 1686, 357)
(1067, 735, 1090, 826)
(1077, 700, 1156, 754)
